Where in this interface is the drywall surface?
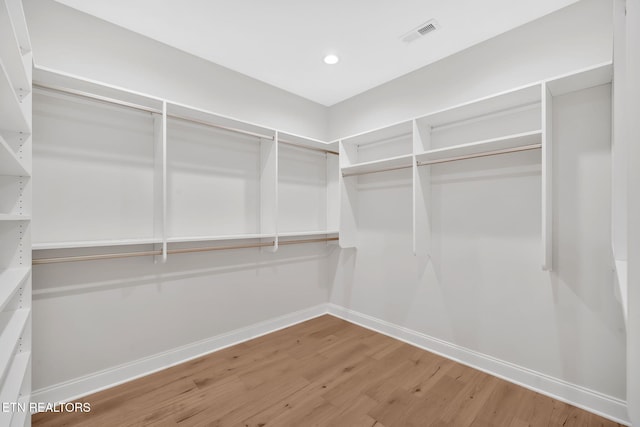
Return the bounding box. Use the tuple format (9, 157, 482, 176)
(330, 85, 626, 404)
(23, 0, 329, 141)
(328, 0, 613, 140)
(32, 246, 333, 392)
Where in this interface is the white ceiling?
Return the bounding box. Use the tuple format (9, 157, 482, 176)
(53, 0, 579, 106)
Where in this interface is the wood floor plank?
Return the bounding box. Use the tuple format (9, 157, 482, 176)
(32, 315, 623, 427)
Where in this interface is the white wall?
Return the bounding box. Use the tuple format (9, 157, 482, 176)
(328, 0, 613, 140)
(23, 0, 328, 141)
(32, 245, 332, 392)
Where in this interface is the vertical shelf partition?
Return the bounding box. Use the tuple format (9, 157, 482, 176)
(0, 0, 32, 425)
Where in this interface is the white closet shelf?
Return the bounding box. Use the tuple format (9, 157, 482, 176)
(416, 130, 542, 165)
(0, 214, 30, 221)
(0, 60, 29, 133)
(9, 396, 29, 427)
(278, 230, 339, 237)
(0, 309, 29, 385)
(417, 83, 541, 129)
(341, 153, 413, 177)
(0, 1, 30, 98)
(0, 134, 29, 176)
(0, 268, 29, 313)
(279, 132, 339, 155)
(545, 62, 612, 97)
(32, 238, 162, 250)
(3, 0, 31, 55)
(0, 351, 30, 421)
(167, 233, 276, 244)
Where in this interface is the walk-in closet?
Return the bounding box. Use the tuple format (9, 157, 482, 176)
(1, 0, 639, 425)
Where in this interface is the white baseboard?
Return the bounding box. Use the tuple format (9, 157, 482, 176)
(327, 304, 630, 426)
(33, 302, 630, 425)
(31, 304, 328, 405)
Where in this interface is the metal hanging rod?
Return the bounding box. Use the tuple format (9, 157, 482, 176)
(353, 131, 413, 149)
(342, 164, 413, 177)
(32, 237, 339, 265)
(416, 143, 541, 167)
(32, 249, 162, 264)
(278, 139, 339, 155)
(33, 82, 162, 114)
(278, 237, 339, 246)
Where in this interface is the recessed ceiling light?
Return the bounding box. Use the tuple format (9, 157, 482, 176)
(323, 54, 339, 65)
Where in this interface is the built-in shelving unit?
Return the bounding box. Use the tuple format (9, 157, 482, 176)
(31, 67, 340, 264)
(29, 60, 614, 275)
(336, 62, 613, 268)
(0, 0, 32, 424)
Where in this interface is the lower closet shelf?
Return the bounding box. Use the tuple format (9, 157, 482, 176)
(0, 351, 30, 425)
(32, 233, 340, 265)
(0, 309, 29, 382)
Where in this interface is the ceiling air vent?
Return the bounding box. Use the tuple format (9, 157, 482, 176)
(401, 19, 440, 44)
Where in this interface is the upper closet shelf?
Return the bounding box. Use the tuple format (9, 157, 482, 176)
(278, 132, 338, 155)
(167, 102, 275, 141)
(416, 130, 542, 165)
(0, 60, 29, 133)
(33, 66, 164, 114)
(342, 153, 413, 177)
(0, 0, 30, 99)
(545, 62, 612, 97)
(417, 83, 541, 129)
(0, 134, 28, 176)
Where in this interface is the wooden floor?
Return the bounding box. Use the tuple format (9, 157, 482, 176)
(33, 315, 622, 427)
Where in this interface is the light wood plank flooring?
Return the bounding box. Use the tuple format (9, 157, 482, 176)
(33, 315, 622, 426)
